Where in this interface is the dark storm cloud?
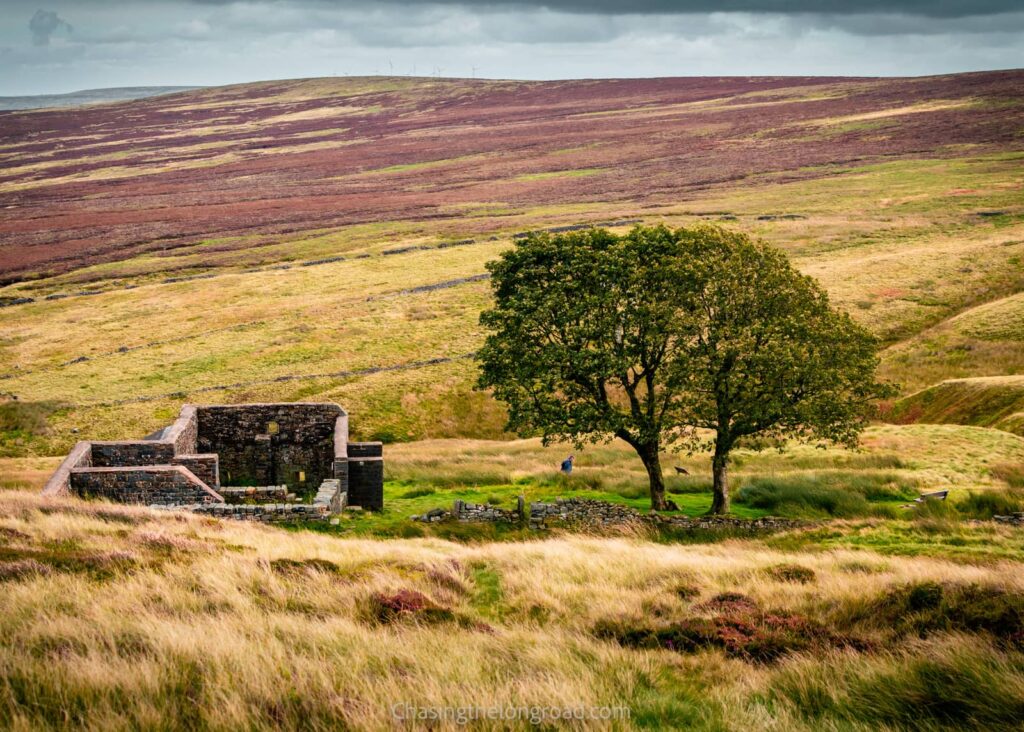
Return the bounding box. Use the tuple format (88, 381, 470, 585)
(4, 0, 1022, 96)
(183, 0, 1024, 19)
(28, 9, 72, 46)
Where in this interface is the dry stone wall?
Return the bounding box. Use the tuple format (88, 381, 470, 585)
(529, 498, 640, 529)
(70, 465, 222, 506)
(219, 485, 289, 503)
(171, 477, 346, 523)
(171, 454, 219, 488)
(197, 403, 341, 494)
(90, 441, 176, 467)
(413, 496, 805, 535)
(995, 513, 1024, 526)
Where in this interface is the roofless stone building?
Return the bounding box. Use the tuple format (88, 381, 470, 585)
(43, 402, 383, 522)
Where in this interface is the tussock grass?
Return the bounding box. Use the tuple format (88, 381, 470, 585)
(734, 472, 917, 518)
(0, 490, 1023, 729)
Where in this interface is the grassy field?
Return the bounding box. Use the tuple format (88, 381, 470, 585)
(6, 423, 1024, 539)
(2, 72, 1024, 728)
(2, 489, 1024, 729)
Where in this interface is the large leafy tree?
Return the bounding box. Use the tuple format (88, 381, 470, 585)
(477, 224, 892, 513)
(665, 226, 894, 513)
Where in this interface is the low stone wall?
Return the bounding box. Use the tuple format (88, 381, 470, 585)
(90, 441, 176, 467)
(314, 478, 347, 514)
(411, 496, 805, 534)
(70, 465, 222, 506)
(166, 478, 347, 523)
(652, 514, 805, 533)
(174, 503, 332, 523)
(171, 454, 219, 488)
(219, 485, 289, 504)
(530, 498, 640, 529)
(453, 498, 523, 524)
(995, 513, 1024, 526)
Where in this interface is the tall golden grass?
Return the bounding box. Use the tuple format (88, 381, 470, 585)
(1, 490, 1023, 729)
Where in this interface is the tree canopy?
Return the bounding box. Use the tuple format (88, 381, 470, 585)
(477, 224, 893, 513)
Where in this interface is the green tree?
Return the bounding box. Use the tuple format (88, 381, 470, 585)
(477, 225, 892, 513)
(666, 226, 894, 513)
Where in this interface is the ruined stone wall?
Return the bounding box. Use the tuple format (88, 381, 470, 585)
(454, 499, 522, 524)
(181, 503, 330, 523)
(90, 441, 176, 467)
(41, 441, 92, 496)
(219, 485, 289, 503)
(171, 454, 219, 488)
(173, 478, 346, 523)
(529, 498, 640, 529)
(995, 513, 1024, 526)
(70, 465, 222, 506)
(44, 401, 383, 514)
(413, 496, 805, 534)
(165, 405, 198, 455)
(196, 403, 342, 493)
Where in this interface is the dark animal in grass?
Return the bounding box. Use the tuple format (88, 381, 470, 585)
(674, 467, 689, 475)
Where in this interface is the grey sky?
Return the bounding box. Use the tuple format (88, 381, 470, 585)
(1, 0, 1022, 95)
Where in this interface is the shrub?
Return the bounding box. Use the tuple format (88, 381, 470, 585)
(596, 591, 860, 664)
(0, 559, 52, 581)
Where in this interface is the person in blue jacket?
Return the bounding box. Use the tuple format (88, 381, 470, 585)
(560, 455, 575, 474)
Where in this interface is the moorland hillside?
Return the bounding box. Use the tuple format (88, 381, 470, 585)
(0, 71, 1022, 451)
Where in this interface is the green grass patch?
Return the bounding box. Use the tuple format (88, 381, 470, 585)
(734, 472, 918, 518)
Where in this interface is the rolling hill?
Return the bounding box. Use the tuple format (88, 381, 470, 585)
(0, 71, 1023, 453)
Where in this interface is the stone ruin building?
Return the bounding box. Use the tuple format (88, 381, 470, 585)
(43, 402, 383, 522)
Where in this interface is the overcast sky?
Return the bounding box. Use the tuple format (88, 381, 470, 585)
(1, 1, 1022, 96)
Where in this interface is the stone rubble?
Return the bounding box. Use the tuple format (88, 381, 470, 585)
(411, 495, 806, 534)
(994, 512, 1024, 526)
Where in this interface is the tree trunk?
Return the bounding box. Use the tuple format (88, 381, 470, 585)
(709, 450, 730, 515)
(638, 442, 669, 511)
